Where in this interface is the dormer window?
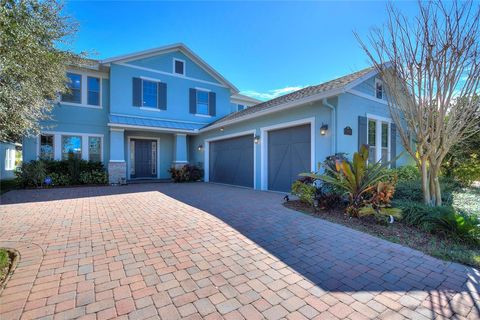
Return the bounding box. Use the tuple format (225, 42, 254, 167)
(375, 79, 384, 99)
(173, 58, 185, 76)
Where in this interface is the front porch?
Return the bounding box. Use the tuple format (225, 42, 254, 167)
(107, 127, 194, 184)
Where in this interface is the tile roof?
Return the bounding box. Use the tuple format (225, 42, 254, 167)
(205, 66, 376, 128)
(109, 115, 205, 131)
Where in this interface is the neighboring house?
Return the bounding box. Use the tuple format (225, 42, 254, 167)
(1, 142, 20, 180)
(22, 43, 409, 192)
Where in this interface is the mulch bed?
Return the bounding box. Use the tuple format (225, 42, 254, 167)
(284, 200, 443, 251)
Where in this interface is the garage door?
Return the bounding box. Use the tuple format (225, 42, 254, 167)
(209, 135, 254, 188)
(268, 124, 311, 192)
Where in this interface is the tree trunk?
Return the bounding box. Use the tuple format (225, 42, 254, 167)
(420, 159, 431, 205)
(431, 163, 442, 206)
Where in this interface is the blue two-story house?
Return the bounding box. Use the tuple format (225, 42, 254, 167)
(22, 43, 410, 192)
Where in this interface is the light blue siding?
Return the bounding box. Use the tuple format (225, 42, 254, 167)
(128, 51, 219, 84)
(109, 63, 232, 123)
(191, 102, 333, 189)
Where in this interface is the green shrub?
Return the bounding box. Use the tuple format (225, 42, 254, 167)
(452, 155, 480, 186)
(169, 164, 203, 182)
(394, 177, 460, 205)
(291, 179, 316, 206)
(394, 200, 480, 244)
(16, 160, 107, 188)
(15, 161, 46, 187)
(79, 171, 108, 185)
(48, 172, 71, 186)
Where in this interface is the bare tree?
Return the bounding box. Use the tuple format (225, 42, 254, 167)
(355, 0, 480, 206)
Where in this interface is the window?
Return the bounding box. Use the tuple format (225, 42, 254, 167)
(237, 104, 246, 111)
(174, 59, 185, 76)
(40, 134, 54, 160)
(142, 80, 158, 108)
(87, 77, 100, 106)
(367, 117, 390, 165)
(88, 137, 101, 162)
(196, 90, 209, 115)
(368, 120, 377, 164)
(381, 122, 389, 164)
(61, 135, 82, 160)
(5, 149, 15, 171)
(62, 73, 82, 103)
(375, 79, 384, 99)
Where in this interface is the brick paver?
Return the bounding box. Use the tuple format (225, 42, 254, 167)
(0, 183, 479, 319)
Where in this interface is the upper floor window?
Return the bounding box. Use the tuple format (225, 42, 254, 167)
(174, 59, 185, 76)
(40, 134, 54, 160)
(237, 104, 246, 111)
(87, 77, 100, 106)
(196, 90, 209, 115)
(142, 80, 158, 108)
(62, 73, 82, 103)
(375, 79, 384, 99)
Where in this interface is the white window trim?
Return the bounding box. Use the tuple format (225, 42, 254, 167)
(196, 89, 210, 116)
(126, 136, 161, 180)
(366, 113, 391, 164)
(204, 130, 257, 188)
(60, 70, 104, 109)
(5, 148, 15, 171)
(260, 117, 316, 191)
(37, 131, 104, 162)
(173, 58, 186, 76)
(375, 78, 384, 100)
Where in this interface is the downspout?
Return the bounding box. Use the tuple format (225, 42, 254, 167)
(322, 98, 336, 155)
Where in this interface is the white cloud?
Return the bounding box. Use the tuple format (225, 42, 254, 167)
(240, 86, 306, 101)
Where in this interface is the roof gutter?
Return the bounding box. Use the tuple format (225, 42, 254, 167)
(199, 87, 345, 133)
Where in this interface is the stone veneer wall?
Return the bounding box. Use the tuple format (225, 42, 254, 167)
(108, 161, 126, 184)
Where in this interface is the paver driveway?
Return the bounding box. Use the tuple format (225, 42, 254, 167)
(0, 183, 479, 320)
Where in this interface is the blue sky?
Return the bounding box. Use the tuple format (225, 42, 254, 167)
(65, 1, 418, 101)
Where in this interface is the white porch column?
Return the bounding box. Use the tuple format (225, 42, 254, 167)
(108, 128, 126, 184)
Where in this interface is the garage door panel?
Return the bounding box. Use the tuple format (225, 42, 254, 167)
(268, 124, 311, 192)
(209, 135, 254, 188)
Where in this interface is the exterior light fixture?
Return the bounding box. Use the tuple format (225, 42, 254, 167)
(320, 123, 329, 135)
(197, 144, 203, 151)
(220, 127, 224, 131)
(254, 135, 260, 144)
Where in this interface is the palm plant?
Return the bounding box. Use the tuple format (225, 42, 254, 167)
(302, 145, 391, 216)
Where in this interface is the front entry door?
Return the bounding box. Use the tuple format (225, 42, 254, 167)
(131, 139, 157, 178)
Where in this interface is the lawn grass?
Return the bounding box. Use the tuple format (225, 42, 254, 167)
(453, 186, 480, 215)
(0, 179, 19, 195)
(285, 200, 480, 268)
(0, 249, 12, 285)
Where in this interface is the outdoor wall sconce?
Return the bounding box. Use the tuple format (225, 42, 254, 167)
(197, 144, 203, 151)
(254, 135, 260, 144)
(320, 123, 329, 135)
(220, 127, 224, 131)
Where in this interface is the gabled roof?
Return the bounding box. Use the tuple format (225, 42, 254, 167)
(101, 43, 239, 92)
(231, 93, 262, 104)
(202, 66, 377, 131)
